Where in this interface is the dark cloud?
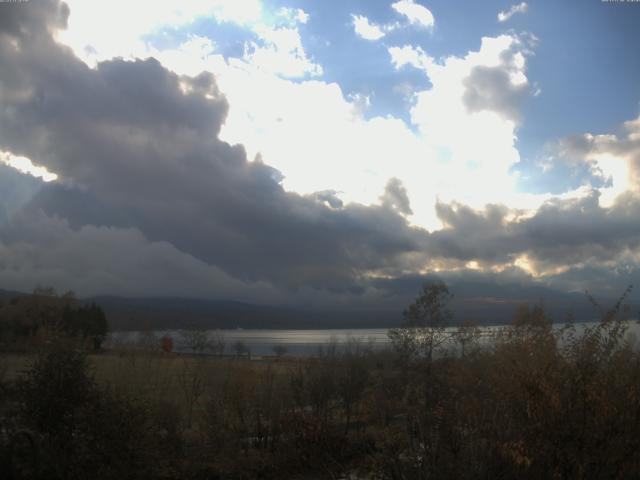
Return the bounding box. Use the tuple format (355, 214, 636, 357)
(428, 191, 640, 272)
(544, 124, 640, 192)
(308, 190, 343, 209)
(542, 261, 640, 298)
(515, 119, 640, 199)
(572, 122, 640, 192)
(0, 210, 283, 301)
(0, 0, 67, 44)
(462, 49, 530, 122)
(381, 177, 413, 216)
(430, 202, 513, 262)
(0, 0, 427, 297)
(0, 164, 43, 226)
(1, 1, 639, 308)
(616, 119, 640, 188)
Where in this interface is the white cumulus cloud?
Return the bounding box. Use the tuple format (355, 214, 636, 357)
(352, 14, 386, 40)
(59, 0, 263, 65)
(277, 7, 309, 25)
(388, 45, 432, 72)
(244, 24, 322, 78)
(401, 35, 545, 214)
(391, 0, 435, 29)
(497, 2, 528, 22)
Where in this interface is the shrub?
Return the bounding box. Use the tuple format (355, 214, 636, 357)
(15, 343, 173, 479)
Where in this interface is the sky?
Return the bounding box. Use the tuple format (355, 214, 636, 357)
(1, 0, 640, 311)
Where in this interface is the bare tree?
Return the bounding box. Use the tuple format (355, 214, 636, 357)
(211, 330, 226, 356)
(454, 320, 482, 357)
(179, 329, 212, 355)
(233, 340, 249, 358)
(136, 329, 159, 354)
(338, 341, 369, 434)
(272, 344, 288, 358)
(389, 280, 453, 363)
(178, 356, 207, 429)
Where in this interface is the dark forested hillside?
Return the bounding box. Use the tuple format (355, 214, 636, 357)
(1, 286, 631, 332)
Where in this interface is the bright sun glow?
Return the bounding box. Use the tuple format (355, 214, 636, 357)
(1, 152, 58, 182)
(52, 2, 631, 239)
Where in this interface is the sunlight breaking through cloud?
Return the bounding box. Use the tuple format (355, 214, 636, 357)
(1, 152, 58, 182)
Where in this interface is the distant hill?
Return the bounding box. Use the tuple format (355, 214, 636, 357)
(0, 288, 28, 300)
(90, 289, 627, 331)
(89, 296, 400, 331)
(1, 286, 635, 331)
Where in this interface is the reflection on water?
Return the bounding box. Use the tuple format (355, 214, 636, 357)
(111, 328, 391, 356)
(109, 320, 640, 357)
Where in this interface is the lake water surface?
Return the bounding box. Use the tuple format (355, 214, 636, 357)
(110, 321, 640, 356)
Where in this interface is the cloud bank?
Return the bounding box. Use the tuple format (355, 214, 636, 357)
(1, 0, 639, 309)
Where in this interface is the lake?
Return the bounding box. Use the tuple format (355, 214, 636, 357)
(109, 320, 640, 356)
